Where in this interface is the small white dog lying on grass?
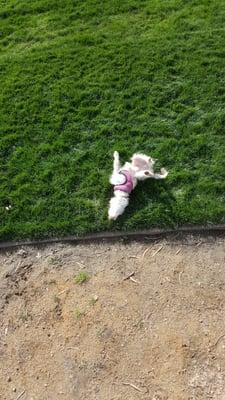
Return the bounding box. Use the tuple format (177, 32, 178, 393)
(108, 151, 168, 220)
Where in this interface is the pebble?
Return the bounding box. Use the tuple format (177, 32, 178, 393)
(17, 249, 27, 257)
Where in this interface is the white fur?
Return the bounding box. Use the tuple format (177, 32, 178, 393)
(108, 151, 168, 220)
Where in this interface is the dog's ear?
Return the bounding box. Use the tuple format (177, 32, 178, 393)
(132, 155, 149, 169)
(149, 157, 157, 165)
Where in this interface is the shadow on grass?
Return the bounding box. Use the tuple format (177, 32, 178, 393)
(108, 178, 178, 231)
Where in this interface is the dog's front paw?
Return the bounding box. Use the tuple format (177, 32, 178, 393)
(161, 168, 168, 177)
(113, 151, 119, 159)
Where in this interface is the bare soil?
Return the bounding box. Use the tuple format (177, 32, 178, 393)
(1, 238, 225, 400)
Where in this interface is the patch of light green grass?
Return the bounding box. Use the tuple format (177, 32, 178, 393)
(74, 272, 90, 285)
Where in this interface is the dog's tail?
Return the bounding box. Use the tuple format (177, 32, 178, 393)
(108, 193, 129, 220)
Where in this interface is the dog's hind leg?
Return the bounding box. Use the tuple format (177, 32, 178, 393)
(113, 151, 120, 173)
(108, 192, 129, 220)
(110, 151, 124, 185)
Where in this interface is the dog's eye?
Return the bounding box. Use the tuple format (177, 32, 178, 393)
(144, 171, 150, 175)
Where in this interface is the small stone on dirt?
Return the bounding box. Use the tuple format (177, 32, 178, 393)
(17, 249, 28, 257)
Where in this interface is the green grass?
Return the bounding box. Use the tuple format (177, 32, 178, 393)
(74, 308, 85, 320)
(74, 271, 90, 284)
(0, 0, 225, 240)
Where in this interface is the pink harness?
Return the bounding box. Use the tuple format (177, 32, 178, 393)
(114, 171, 133, 194)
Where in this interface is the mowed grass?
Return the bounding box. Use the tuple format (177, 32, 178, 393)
(0, 0, 225, 240)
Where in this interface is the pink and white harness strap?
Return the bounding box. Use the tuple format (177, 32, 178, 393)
(114, 170, 133, 194)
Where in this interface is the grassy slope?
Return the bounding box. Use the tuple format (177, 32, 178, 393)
(0, 0, 225, 240)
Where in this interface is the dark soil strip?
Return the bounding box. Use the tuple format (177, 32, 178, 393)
(0, 224, 225, 251)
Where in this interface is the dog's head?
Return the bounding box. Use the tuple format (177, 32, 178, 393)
(131, 153, 156, 171)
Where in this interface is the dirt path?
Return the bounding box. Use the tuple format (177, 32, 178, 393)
(0, 238, 225, 400)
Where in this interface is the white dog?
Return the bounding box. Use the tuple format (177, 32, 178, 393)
(108, 151, 168, 220)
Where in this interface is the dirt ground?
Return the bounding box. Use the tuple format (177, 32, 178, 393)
(1, 237, 225, 400)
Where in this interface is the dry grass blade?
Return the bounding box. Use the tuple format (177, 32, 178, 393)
(178, 271, 183, 284)
(151, 245, 163, 257)
(123, 271, 135, 281)
(15, 391, 25, 400)
(130, 277, 140, 284)
(58, 288, 70, 296)
(76, 261, 87, 269)
(142, 247, 151, 259)
(211, 333, 225, 349)
(122, 382, 143, 392)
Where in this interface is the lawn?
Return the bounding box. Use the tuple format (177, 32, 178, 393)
(0, 0, 225, 240)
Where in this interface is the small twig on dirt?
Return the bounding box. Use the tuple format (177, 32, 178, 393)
(165, 276, 173, 283)
(15, 390, 25, 400)
(110, 261, 118, 270)
(122, 382, 143, 392)
(176, 248, 181, 255)
(151, 245, 163, 257)
(130, 277, 140, 284)
(145, 312, 153, 320)
(95, 250, 109, 256)
(76, 261, 87, 269)
(142, 247, 151, 259)
(74, 252, 106, 258)
(196, 240, 202, 247)
(211, 333, 225, 349)
(123, 271, 135, 281)
(58, 288, 69, 296)
(15, 260, 22, 272)
(178, 271, 183, 284)
(67, 347, 78, 350)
